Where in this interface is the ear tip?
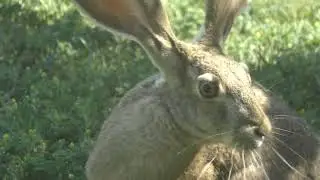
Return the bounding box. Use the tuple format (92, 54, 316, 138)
(197, 0, 253, 47)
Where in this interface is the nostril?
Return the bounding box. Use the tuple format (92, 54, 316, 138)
(253, 127, 266, 138)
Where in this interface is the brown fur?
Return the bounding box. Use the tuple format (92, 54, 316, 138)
(73, 0, 320, 179)
(179, 85, 320, 180)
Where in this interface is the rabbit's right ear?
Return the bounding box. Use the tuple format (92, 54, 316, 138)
(194, 0, 248, 48)
(74, 0, 182, 84)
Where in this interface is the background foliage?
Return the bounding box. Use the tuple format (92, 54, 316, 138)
(0, 0, 319, 179)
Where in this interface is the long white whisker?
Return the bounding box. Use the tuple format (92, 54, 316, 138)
(273, 115, 306, 120)
(242, 150, 247, 180)
(254, 150, 270, 180)
(272, 131, 287, 137)
(266, 78, 285, 91)
(272, 135, 307, 163)
(273, 114, 299, 118)
(271, 147, 307, 178)
(273, 128, 305, 137)
(197, 156, 216, 180)
(177, 131, 233, 155)
(272, 116, 306, 128)
(264, 142, 281, 170)
(273, 127, 296, 134)
(250, 151, 260, 168)
(228, 147, 236, 180)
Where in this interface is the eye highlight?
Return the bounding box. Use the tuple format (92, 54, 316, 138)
(197, 73, 221, 99)
(198, 80, 219, 98)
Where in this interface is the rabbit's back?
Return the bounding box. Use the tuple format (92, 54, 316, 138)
(86, 74, 201, 180)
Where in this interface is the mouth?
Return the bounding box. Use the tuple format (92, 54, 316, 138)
(234, 125, 266, 150)
(253, 135, 264, 148)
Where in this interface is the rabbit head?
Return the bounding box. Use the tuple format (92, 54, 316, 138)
(74, 0, 272, 151)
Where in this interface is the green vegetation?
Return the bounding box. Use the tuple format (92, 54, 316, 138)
(0, 0, 319, 179)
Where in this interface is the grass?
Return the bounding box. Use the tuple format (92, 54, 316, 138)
(0, 0, 319, 179)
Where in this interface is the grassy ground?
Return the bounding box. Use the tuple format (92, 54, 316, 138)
(0, 0, 319, 179)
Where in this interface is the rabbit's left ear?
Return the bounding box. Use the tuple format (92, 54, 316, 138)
(194, 0, 248, 48)
(74, 0, 186, 85)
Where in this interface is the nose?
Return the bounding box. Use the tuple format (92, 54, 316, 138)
(253, 126, 266, 138)
(259, 113, 272, 134)
(248, 101, 272, 137)
(251, 126, 265, 148)
(238, 91, 272, 138)
(250, 116, 271, 140)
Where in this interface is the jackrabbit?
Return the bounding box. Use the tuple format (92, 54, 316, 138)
(73, 0, 320, 179)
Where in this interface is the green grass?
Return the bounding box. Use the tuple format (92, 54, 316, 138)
(0, 0, 319, 179)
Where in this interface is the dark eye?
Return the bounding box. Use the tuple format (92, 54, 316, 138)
(198, 80, 220, 98)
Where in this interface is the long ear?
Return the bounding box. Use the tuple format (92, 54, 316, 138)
(74, 0, 181, 83)
(195, 0, 248, 48)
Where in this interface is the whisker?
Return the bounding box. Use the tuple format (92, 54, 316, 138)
(273, 114, 300, 118)
(254, 150, 270, 180)
(250, 151, 260, 169)
(228, 147, 236, 180)
(177, 130, 233, 155)
(197, 156, 216, 180)
(203, 130, 234, 141)
(272, 131, 287, 137)
(256, 78, 284, 92)
(242, 150, 247, 180)
(273, 114, 307, 121)
(266, 78, 285, 91)
(264, 141, 282, 170)
(272, 127, 306, 137)
(273, 127, 296, 134)
(272, 116, 306, 127)
(271, 147, 307, 178)
(272, 135, 307, 163)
